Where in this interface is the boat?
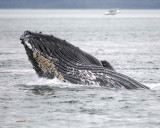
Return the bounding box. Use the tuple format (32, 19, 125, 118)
(105, 9, 120, 15)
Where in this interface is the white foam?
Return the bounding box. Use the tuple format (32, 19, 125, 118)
(144, 83, 160, 90)
(21, 76, 160, 90)
(25, 77, 101, 89)
(26, 77, 61, 86)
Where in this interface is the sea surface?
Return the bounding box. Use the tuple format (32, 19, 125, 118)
(0, 9, 160, 128)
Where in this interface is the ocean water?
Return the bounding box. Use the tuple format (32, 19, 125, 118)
(0, 9, 160, 128)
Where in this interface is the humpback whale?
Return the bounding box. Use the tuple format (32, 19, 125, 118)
(20, 31, 149, 89)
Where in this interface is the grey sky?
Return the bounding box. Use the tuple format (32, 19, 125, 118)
(0, 0, 160, 9)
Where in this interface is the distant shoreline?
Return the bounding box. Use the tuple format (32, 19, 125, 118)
(0, 8, 160, 10)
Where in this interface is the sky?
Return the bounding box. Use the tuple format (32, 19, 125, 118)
(0, 0, 160, 9)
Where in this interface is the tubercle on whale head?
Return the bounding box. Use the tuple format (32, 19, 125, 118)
(20, 30, 31, 41)
(20, 31, 55, 52)
(20, 31, 33, 49)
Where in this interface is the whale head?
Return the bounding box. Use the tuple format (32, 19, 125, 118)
(20, 31, 60, 79)
(20, 31, 102, 81)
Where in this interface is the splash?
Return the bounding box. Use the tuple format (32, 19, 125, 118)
(26, 77, 62, 86)
(145, 83, 160, 90)
(24, 77, 101, 89)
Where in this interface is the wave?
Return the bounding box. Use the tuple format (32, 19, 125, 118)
(145, 83, 160, 90)
(23, 77, 160, 90)
(15, 73, 160, 90)
(22, 77, 101, 89)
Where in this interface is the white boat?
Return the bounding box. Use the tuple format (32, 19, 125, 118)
(105, 9, 120, 15)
